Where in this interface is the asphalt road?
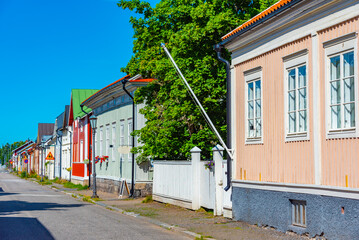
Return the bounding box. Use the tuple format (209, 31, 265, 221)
(0, 170, 189, 240)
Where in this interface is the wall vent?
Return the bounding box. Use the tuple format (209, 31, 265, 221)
(290, 199, 306, 227)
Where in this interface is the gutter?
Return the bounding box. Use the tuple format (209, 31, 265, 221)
(122, 77, 136, 198)
(214, 44, 232, 192)
(220, 0, 302, 46)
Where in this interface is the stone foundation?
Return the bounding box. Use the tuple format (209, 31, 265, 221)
(71, 178, 89, 186)
(96, 177, 152, 197)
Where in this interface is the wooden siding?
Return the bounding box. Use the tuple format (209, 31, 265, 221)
(235, 36, 315, 184)
(318, 17, 359, 188)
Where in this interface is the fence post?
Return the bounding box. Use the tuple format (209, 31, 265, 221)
(191, 146, 201, 210)
(213, 144, 224, 216)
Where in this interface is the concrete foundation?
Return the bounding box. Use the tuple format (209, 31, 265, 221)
(232, 186, 359, 240)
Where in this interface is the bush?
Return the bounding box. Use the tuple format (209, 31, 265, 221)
(20, 171, 27, 178)
(29, 169, 38, 178)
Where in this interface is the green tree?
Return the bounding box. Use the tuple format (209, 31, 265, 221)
(118, 0, 278, 161)
(0, 141, 26, 165)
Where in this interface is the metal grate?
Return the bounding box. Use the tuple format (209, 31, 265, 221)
(291, 200, 306, 227)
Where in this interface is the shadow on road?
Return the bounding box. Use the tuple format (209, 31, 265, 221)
(0, 217, 55, 240)
(0, 200, 84, 216)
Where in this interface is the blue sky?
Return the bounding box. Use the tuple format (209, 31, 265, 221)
(0, 0, 159, 146)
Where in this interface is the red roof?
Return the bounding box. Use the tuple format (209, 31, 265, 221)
(222, 0, 296, 40)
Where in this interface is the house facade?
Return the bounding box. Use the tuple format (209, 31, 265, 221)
(68, 89, 98, 185)
(34, 123, 54, 176)
(221, 0, 359, 239)
(81, 75, 153, 196)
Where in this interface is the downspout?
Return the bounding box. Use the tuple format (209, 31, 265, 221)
(214, 44, 232, 191)
(69, 129, 73, 182)
(122, 78, 135, 197)
(80, 105, 91, 188)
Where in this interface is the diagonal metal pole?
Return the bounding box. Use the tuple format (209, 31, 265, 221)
(161, 43, 233, 160)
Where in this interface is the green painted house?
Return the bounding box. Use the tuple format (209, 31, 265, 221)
(81, 75, 154, 196)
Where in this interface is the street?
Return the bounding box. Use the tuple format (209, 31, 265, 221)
(0, 169, 189, 240)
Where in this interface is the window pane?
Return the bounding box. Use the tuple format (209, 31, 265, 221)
(298, 88, 306, 110)
(289, 112, 296, 133)
(330, 81, 341, 104)
(344, 51, 354, 77)
(255, 119, 262, 137)
(288, 91, 296, 111)
(255, 80, 261, 99)
(288, 69, 296, 90)
(248, 82, 254, 100)
(298, 66, 306, 88)
(331, 105, 341, 129)
(299, 110, 307, 132)
(255, 100, 261, 118)
(344, 77, 354, 103)
(248, 120, 254, 137)
(330, 56, 340, 80)
(344, 103, 355, 128)
(248, 101, 254, 119)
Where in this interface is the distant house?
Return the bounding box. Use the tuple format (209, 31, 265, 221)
(81, 75, 153, 196)
(221, 0, 359, 239)
(68, 89, 98, 185)
(34, 123, 54, 176)
(12, 141, 35, 173)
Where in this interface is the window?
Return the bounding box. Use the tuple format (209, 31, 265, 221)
(291, 200, 306, 228)
(120, 121, 125, 146)
(112, 123, 116, 162)
(80, 140, 83, 162)
(99, 126, 103, 156)
(128, 119, 133, 161)
(245, 67, 262, 143)
(106, 125, 110, 158)
(283, 49, 309, 141)
(325, 33, 358, 138)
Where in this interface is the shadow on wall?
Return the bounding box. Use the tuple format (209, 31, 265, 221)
(0, 217, 55, 240)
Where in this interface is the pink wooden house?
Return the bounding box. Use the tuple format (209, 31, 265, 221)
(220, 0, 359, 238)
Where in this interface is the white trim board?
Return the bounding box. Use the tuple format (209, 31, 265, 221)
(232, 180, 359, 200)
(228, 1, 359, 66)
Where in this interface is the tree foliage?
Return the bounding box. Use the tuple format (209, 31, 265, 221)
(0, 141, 26, 165)
(118, 0, 278, 161)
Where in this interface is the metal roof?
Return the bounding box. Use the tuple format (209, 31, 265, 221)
(37, 123, 54, 144)
(221, 0, 302, 45)
(81, 75, 154, 109)
(71, 89, 98, 119)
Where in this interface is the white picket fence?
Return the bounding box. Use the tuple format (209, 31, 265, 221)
(153, 145, 232, 217)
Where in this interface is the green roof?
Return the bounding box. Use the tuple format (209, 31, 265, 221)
(71, 89, 98, 119)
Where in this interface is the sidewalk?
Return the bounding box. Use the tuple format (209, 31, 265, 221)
(47, 183, 309, 240)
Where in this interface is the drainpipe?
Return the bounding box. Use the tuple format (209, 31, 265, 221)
(214, 44, 232, 191)
(56, 129, 63, 179)
(68, 129, 73, 182)
(122, 78, 135, 198)
(80, 105, 91, 188)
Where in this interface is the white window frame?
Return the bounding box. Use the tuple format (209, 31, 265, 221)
(324, 32, 358, 139)
(106, 124, 110, 157)
(80, 140, 84, 162)
(283, 49, 309, 141)
(120, 120, 125, 146)
(99, 126, 103, 156)
(128, 118, 133, 161)
(244, 67, 263, 144)
(111, 122, 116, 162)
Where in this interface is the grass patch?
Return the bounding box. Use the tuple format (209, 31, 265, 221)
(142, 195, 153, 203)
(125, 207, 158, 218)
(63, 182, 88, 190)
